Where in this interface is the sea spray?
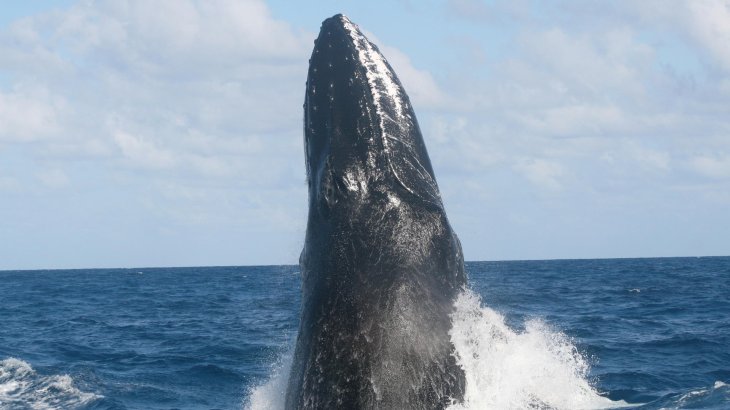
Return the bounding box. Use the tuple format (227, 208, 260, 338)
(246, 289, 625, 410)
(245, 349, 293, 410)
(448, 290, 622, 409)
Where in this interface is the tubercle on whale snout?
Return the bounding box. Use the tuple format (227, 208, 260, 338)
(304, 14, 444, 214)
(287, 14, 467, 409)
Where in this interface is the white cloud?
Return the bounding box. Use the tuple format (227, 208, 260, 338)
(514, 158, 566, 191)
(682, 1, 730, 72)
(427, 115, 505, 173)
(37, 168, 70, 189)
(380, 44, 446, 108)
(515, 103, 627, 138)
(0, 0, 316, 268)
(446, 0, 529, 22)
(0, 86, 66, 142)
(517, 27, 653, 96)
(626, 142, 671, 173)
(601, 0, 730, 74)
(437, 0, 730, 194)
(113, 130, 176, 169)
(0, 0, 311, 154)
(362, 30, 447, 109)
(2, 0, 730, 267)
(52, 0, 308, 68)
(0, 175, 20, 191)
(690, 154, 730, 178)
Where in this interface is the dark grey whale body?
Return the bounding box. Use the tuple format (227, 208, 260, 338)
(286, 14, 466, 409)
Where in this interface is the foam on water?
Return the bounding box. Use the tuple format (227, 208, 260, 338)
(447, 290, 624, 410)
(0, 357, 101, 409)
(245, 350, 293, 410)
(246, 289, 626, 410)
(673, 381, 730, 409)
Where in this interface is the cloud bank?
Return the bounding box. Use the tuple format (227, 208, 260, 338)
(1, 0, 728, 268)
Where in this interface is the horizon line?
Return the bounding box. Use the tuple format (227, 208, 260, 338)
(1, 254, 728, 273)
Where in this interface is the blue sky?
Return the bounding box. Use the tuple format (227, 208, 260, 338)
(1, 0, 729, 270)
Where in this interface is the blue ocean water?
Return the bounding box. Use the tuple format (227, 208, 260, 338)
(1, 257, 728, 409)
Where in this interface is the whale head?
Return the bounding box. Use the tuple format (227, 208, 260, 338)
(304, 14, 443, 223)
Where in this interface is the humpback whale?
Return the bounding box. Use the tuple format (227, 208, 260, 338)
(286, 14, 466, 409)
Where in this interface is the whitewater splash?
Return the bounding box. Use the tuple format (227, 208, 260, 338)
(245, 350, 293, 410)
(448, 290, 621, 409)
(246, 290, 624, 410)
(0, 357, 101, 409)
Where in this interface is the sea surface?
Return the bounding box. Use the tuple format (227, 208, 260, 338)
(1, 257, 728, 409)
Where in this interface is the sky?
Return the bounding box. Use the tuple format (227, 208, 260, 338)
(1, 0, 729, 270)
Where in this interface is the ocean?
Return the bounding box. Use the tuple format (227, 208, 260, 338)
(1, 257, 728, 409)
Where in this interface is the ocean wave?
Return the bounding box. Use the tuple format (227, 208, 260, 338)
(636, 380, 730, 410)
(0, 357, 101, 410)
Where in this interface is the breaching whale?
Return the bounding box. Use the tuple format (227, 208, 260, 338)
(286, 14, 466, 409)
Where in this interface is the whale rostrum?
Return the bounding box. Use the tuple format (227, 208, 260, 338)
(286, 14, 467, 409)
